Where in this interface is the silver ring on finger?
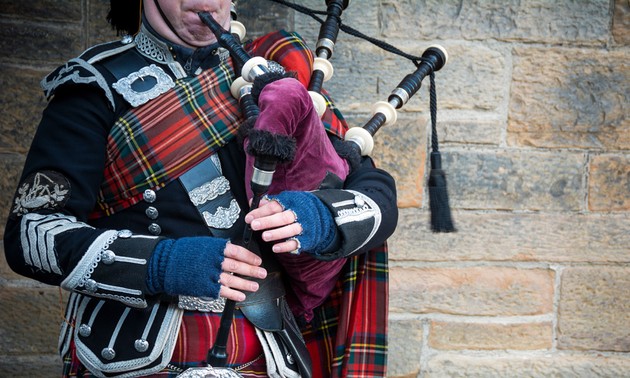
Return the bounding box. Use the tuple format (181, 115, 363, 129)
(288, 237, 301, 255)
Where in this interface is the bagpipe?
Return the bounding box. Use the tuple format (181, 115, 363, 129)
(200, 0, 454, 227)
(192, 0, 455, 375)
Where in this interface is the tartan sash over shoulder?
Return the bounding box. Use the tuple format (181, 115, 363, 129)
(93, 60, 241, 217)
(91, 30, 347, 218)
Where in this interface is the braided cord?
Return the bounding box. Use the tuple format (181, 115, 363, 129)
(267, 0, 425, 67)
(430, 72, 438, 153)
(268, 0, 440, 149)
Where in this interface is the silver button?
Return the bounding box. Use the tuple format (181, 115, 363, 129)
(101, 347, 116, 360)
(143, 189, 157, 203)
(102, 250, 116, 265)
(145, 206, 159, 220)
(148, 223, 162, 235)
(134, 339, 150, 352)
(354, 196, 365, 207)
(78, 324, 92, 337)
(85, 279, 98, 293)
(121, 35, 133, 44)
(118, 229, 133, 238)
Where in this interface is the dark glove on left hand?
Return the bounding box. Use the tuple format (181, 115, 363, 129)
(265, 191, 338, 255)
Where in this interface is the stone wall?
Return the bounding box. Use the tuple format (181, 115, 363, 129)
(0, 0, 628, 377)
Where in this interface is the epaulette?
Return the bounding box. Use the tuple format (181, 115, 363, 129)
(40, 36, 136, 109)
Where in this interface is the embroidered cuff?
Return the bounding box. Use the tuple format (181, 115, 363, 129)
(311, 189, 382, 260)
(62, 230, 161, 308)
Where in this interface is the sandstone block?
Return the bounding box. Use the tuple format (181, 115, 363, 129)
(380, 0, 610, 44)
(390, 209, 630, 264)
(508, 47, 629, 150)
(322, 41, 507, 115)
(360, 114, 428, 207)
(440, 117, 504, 146)
(388, 317, 423, 377)
(294, 0, 379, 45)
(238, 0, 292, 40)
(0, 0, 82, 22)
(88, 0, 120, 45)
(425, 353, 630, 377)
(0, 355, 62, 378)
(0, 287, 62, 355)
(0, 21, 83, 64)
(0, 67, 48, 153)
(588, 154, 630, 211)
(429, 320, 553, 350)
(443, 149, 585, 211)
(389, 266, 554, 316)
(558, 267, 630, 352)
(613, 0, 630, 45)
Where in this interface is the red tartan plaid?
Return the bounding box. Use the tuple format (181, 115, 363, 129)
(91, 61, 242, 218)
(170, 311, 268, 377)
(90, 31, 347, 219)
(304, 243, 389, 378)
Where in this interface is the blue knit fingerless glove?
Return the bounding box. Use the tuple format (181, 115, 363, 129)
(266, 191, 338, 255)
(146, 237, 227, 298)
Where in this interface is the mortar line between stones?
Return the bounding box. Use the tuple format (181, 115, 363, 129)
(419, 317, 431, 378)
(390, 313, 554, 324)
(583, 152, 592, 213)
(551, 264, 563, 352)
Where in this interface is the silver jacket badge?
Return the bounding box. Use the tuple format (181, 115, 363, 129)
(112, 64, 175, 107)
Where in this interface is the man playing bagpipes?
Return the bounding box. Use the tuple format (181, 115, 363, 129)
(3, 0, 398, 376)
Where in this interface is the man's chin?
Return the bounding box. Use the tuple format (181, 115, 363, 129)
(186, 36, 219, 48)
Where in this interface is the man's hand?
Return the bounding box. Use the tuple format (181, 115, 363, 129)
(245, 191, 337, 256)
(219, 243, 267, 301)
(147, 237, 267, 301)
(245, 197, 303, 253)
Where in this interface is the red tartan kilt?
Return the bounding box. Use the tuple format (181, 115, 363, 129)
(170, 310, 264, 369)
(62, 310, 266, 377)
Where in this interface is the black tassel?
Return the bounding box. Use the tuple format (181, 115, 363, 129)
(428, 73, 456, 232)
(429, 152, 455, 232)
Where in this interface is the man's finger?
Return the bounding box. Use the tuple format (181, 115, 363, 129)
(261, 222, 303, 242)
(221, 258, 267, 279)
(272, 238, 301, 253)
(245, 200, 284, 223)
(219, 271, 260, 290)
(224, 243, 262, 265)
(250, 209, 297, 231)
(219, 286, 246, 302)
